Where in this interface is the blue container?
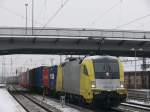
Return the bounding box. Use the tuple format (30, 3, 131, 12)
(49, 65, 57, 90)
(35, 66, 43, 88)
(29, 68, 36, 88)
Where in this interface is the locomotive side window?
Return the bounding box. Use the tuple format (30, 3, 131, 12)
(83, 65, 88, 76)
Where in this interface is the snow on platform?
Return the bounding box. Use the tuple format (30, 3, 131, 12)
(0, 88, 26, 112)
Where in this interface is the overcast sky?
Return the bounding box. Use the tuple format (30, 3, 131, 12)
(0, 0, 150, 77)
(0, 0, 150, 30)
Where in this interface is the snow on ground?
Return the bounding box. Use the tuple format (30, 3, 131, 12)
(33, 95, 80, 112)
(0, 88, 26, 112)
(0, 84, 6, 88)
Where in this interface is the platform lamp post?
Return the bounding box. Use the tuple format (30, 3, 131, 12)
(25, 3, 28, 35)
(130, 48, 143, 89)
(32, 0, 34, 35)
(60, 55, 62, 64)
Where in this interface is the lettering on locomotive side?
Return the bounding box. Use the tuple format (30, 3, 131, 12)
(50, 73, 55, 79)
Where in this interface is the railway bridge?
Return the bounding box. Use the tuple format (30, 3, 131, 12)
(0, 27, 150, 57)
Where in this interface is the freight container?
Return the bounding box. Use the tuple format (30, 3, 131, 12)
(18, 74, 22, 86)
(43, 67, 49, 88)
(29, 68, 35, 88)
(20, 73, 24, 87)
(34, 66, 44, 89)
(21, 72, 28, 88)
(26, 70, 30, 88)
(49, 65, 57, 90)
(47, 65, 58, 96)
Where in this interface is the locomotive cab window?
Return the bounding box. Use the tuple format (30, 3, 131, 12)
(93, 61, 119, 79)
(83, 65, 88, 76)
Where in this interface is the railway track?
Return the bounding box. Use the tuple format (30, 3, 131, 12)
(31, 94, 125, 112)
(12, 93, 53, 112)
(8, 86, 61, 112)
(8, 86, 95, 112)
(125, 101, 150, 108)
(120, 102, 150, 112)
(9, 85, 148, 112)
(29, 94, 96, 112)
(8, 88, 121, 112)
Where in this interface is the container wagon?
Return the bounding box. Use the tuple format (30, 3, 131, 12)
(34, 66, 44, 91)
(42, 66, 58, 96)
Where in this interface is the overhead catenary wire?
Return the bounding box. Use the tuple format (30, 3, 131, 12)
(115, 13, 150, 29)
(37, 0, 47, 19)
(41, 0, 70, 29)
(136, 19, 150, 29)
(0, 5, 42, 26)
(89, 0, 123, 27)
(0, 6, 25, 19)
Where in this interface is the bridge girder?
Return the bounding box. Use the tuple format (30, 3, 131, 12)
(0, 37, 149, 57)
(0, 27, 150, 57)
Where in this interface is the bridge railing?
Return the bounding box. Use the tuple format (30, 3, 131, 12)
(0, 27, 150, 39)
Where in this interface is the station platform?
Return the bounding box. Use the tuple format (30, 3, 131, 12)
(0, 88, 26, 112)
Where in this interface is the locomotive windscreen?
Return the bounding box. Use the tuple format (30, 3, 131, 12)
(93, 58, 120, 79)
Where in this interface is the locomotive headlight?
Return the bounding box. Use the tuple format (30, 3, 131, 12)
(120, 81, 124, 88)
(91, 84, 95, 88)
(91, 81, 96, 88)
(120, 84, 124, 88)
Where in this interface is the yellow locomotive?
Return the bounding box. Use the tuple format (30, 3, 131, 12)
(56, 56, 127, 108)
